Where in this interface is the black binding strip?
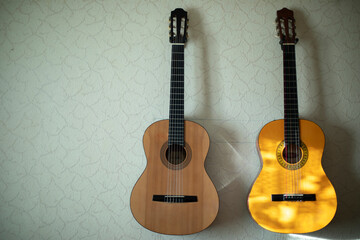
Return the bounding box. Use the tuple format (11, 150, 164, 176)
(272, 194, 316, 201)
(153, 195, 197, 203)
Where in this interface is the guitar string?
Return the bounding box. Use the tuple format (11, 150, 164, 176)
(179, 43, 184, 203)
(175, 44, 181, 202)
(180, 25, 185, 203)
(290, 45, 299, 195)
(289, 45, 296, 195)
(176, 33, 179, 203)
(293, 45, 301, 195)
(292, 45, 297, 195)
(284, 44, 289, 196)
(173, 45, 176, 203)
(292, 45, 299, 195)
(171, 43, 175, 203)
(165, 41, 173, 202)
(173, 43, 176, 203)
(176, 43, 180, 203)
(181, 42, 184, 203)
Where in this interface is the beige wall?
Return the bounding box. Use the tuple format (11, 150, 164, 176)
(0, 0, 359, 239)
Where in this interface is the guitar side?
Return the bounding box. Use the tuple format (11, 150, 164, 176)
(130, 120, 219, 235)
(248, 119, 337, 233)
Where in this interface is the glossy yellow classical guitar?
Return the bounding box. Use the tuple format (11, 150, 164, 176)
(130, 9, 219, 235)
(248, 8, 337, 233)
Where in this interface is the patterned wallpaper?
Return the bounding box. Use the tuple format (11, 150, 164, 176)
(0, 0, 359, 239)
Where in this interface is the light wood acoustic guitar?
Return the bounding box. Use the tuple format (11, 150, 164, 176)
(130, 8, 219, 235)
(248, 8, 337, 233)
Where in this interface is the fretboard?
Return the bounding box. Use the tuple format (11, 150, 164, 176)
(168, 44, 184, 146)
(283, 44, 300, 145)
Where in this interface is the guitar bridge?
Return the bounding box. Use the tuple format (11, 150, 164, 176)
(152, 195, 197, 203)
(272, 194, 316, 201)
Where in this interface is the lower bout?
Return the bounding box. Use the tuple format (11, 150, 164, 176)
(138, 199, 219, 235)
(248, 200, 337, 233)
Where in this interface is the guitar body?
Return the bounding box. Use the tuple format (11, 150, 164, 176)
(248, 119, 337, 233)
(130, 120, 219, 235)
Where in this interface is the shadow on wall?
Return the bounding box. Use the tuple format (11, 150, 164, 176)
(187, 6, 359, 239)
(186, 7, 263, 237)
(294, 8, 360, 240)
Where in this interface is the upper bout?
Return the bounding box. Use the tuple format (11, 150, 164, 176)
(184, 120, 210, 149)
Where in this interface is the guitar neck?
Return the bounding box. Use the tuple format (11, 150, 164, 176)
(283, 44, 300, 145)
(168, 44, 185, 146)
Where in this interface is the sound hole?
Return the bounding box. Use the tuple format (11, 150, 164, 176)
(166, 144, 186, 165)
(282, 143, 302, 164)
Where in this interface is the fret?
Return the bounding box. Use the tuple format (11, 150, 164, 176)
(169, 101, 184, 105)
(168, 140, 184, 142)
(171, 69, 184, 73)
(168, 139, 185, 142)
(170, 84, 183, 88)
(169, 107, 184, 109)
(168, 130, 185, 133)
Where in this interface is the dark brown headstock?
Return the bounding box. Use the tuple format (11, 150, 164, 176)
(169, 8, 188, 44)
(276, 8, 298, 45)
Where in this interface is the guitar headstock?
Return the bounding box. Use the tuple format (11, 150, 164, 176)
(169, 8, 188, 44)
(276, 8, 298, 45)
